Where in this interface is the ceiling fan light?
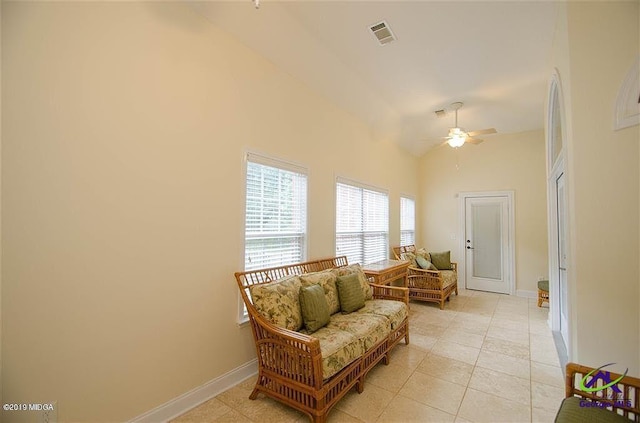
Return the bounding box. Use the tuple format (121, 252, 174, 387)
(448, 135, 466, 148)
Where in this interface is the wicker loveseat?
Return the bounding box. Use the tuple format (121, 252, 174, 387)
(392, 244, 458, 309)
(556, 362, 640, 422)
(234, 256, 410, 423)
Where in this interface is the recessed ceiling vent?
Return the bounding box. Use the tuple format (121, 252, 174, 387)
(369, 21, 396, 45)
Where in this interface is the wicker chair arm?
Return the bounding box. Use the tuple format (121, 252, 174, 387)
(370, 283, 409, 305)
(407, 266, 440, 276)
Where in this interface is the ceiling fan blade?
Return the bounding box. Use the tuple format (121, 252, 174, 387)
(466, 138, 484, 145)
(467, 128, 497, 137)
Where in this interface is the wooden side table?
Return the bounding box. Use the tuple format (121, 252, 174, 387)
(362, 259, 410, 286)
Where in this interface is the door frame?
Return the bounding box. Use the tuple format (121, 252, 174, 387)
(457, 191, 516, 295)
(546, 69, 572, 359)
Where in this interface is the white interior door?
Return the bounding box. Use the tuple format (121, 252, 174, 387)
(557, 172, 569, 345)
(465, 196, 511, 294)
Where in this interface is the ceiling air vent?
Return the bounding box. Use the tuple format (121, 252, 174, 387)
(369, 21, 396, 45)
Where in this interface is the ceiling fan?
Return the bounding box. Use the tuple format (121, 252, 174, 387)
(442, 102, 497, 148)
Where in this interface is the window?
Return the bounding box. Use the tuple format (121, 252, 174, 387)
(400, 197, 415, 246)
(244, 153, 307, 271)
(336, 179, 388, 265)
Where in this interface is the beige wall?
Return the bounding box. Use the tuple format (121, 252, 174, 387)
(552, 1, 639, 374)
(418, 130, 548, 293)
(1, 3, 418, 422)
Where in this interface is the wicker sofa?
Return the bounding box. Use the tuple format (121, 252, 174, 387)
(392, 244, 458, 309)
(556, 362, 640, 422)
(234, 256, 410, 423)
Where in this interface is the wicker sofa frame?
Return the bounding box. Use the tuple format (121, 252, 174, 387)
(234, 256, 410, 423)
(392, 244, 458, 309)
(557, 362, 640, 422)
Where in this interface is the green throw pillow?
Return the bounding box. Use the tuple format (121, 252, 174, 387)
(336, 273, 365, 313)
(415, 256, 434, 270)
(299, 284, 330, 333)
(430, 251, 452, 270)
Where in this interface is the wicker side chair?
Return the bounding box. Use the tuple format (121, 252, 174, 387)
(392, 245, 458, 310)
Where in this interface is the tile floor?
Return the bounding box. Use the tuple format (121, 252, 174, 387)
(172, 288, 564, 423)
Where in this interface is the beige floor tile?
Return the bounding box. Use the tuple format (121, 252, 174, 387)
(440, 327, 486, 348)
(486, 326, 530, 346)
(335, 383, 395, 423)
(411, 321, 449, 338)
(408, 332, 439, 351)
(326, 408, 365, 423)
(431, 340, 481, 365)
(468, 367, 531, 405)
(416, 352, 475, 386)
(448, 320, 490, 336)
(398, 372, 466, 415)
(530, 343, 561, 367)
(532, 406, 557, 423)
(476, 349, 531, 380)
(530, 361, 564, 388)
(529, 320, 553, 337)
(489, 319, 529, 333)
(388, 344, 428, 370)
(366, 362, 415, 393)
(170, 398, 232, 422)
(530, 334, 557, 350)
(458, 389, 530, 423)
(482, 337, 530, 360)
(376, 394, 456, 423)
(531, 381, 564, 412)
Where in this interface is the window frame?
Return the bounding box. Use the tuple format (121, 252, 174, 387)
(239, 151, 308, 323)
(400, 196, 416, 247)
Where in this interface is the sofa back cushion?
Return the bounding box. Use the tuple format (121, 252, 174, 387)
(299, 284, 331, 333)
(249, 276, 303, 331)
(430, 251, 452, 270)
(299, 270, 341, 315)
(336, 273, 366, 313)
(331, 264, 373, 301)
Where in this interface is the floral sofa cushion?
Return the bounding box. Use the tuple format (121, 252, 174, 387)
(249, 276, 303, 331)
(300, 270, 341, 315)
(331, 264, 373, 301)
(304, 325, 364, 380)
(357, 299, 408, 330)
(328, 313, 390, 351)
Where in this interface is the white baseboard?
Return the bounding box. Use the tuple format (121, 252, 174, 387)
(516, 289, 537, 299)
(130, 359, 258, 423)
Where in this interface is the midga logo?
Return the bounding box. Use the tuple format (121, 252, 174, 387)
(580, 363, 628, 394)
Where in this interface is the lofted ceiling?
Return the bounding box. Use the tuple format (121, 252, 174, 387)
(191, 1, 558, 156)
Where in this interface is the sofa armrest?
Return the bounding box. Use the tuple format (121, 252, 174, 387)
(247, 309, 324, 389)
(370, 283, 409, 305)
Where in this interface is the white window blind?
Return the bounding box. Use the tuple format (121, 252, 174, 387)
(244, 154, 307, 271)
(400, 196, 416, 246)
(336, 180, 388, 265)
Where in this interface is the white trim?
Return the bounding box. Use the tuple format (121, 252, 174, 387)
(545, 70, 572, 360)
(335, 175, 389, 196)
(457, 191, 516, 295)
(516, 290, 537, 299)
(129, 359, 258, 423)
(613, 56, 640, 130)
